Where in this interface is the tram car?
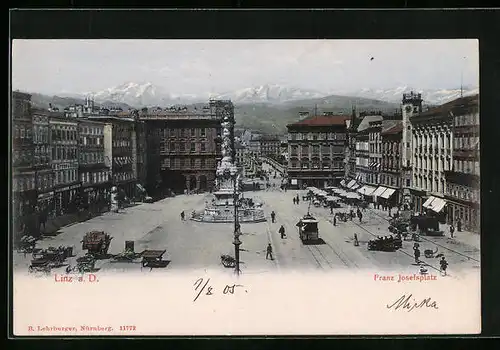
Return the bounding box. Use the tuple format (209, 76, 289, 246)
(296, 214, 320, 243)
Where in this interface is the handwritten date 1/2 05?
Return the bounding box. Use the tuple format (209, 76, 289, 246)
(193, 278, 246, 302)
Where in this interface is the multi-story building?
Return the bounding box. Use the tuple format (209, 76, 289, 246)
(12, 91, 36, 234)
(140, 100, 228, 194)
(379, 121, 403, 207)
(409, 98, 458, 216)
(344, 108, 361, 182)
(248, 134, 262, 157)
(367, 119, 383, 185)
(444, 94, 480, 232)
(286, 114, 349, 189)
(90, 116, 137, 199)
(260, 134, 281, 159)
(134, 117, 148, 191)
(32, 108, 54, 212)
(355, 115, 383, 186)
(78, 119, 111, 212)
(234, 140, 246, 167)
(49, 114, 80, 215)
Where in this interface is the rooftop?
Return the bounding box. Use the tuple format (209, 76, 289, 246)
(381, 121, 403, 135)
(356, 115, 384, 132)
(412, 94, 479, 119)
(287, 115, 350, 128)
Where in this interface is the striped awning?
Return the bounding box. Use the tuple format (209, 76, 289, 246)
(422, 196, 435, 208)
(350, 183, 361, 190)
(372, 186, 387, 197)
(423, 196, 447, 213)
(357, 185, 376, 196)
(379, 188, 396, 199)
(347, 179, 356, 188)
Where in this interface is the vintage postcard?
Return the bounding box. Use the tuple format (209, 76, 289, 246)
(10, 39, 480, 336)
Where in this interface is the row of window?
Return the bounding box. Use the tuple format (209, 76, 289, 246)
(51, 129, 77, 142)
(446, 183, 480, 203)
(453, 159, 480, 176)
(162, 158, 215, 168)
(382, 142, 401, 154)
(162, 142, 209, 153)
(12, 150, 32, 165)
(80, 152, 105, 165)
(288, 132, 346, 141)
(81, 136, 103, 146)
(162, 128, 208, 138)
(289, 161, 344, 169)
(112, 140, 131, 147)
(52, 147, 78, 161)
(454, 112, 479, 127)
(36, 173, 53, 192)
(454, 136, 479, 150)
(113, 172, 135, 183)
(12, 174, 35, 192)
(380, 174, 400, 188)
(33, 126, 49, 144)
(81, 171, 109, 185)
(413, 175, 446, 194)
(380, 156, 401, 170)
(289, 145, 344, 155)
(355, 142, 369, 151)
(55, 169, 78, 186)
(413, 133, 452, 149)
(413, 157, 452, 172)
(13, 125, 33, 140)
(79, 126, 104, 135)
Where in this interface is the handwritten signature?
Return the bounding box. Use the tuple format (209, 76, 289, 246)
(386, 294, 439, 312)
(193, 278, 246, 302)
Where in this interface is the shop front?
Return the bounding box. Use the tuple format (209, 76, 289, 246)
(36, 190, 54, 217)
(409, 188, 427, 213)
(81, 182, 111, 214)
(422, 195, 448, 223)
(53, 182, 82, 216)
(378, 187, 399, 208)
(445, 199, 479, 232)
(12, 189, 37, 239)
(117, 179, 137, 201)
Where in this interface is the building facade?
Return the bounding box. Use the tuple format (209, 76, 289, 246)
(380, 121, 403, 206)
(140, 100, 229, 194)
(367, 119, 383, 185)
(32, 108, 54, 213)
(248, 134, 261, 157)
(259, 134, 281, 159)
(78, 119, 111, 212)
(355, 115, 383, 186)
(409, 99, 456, 215)
(12, 91, 36, 235)
(286, 115, 349, 188)
(49, 115, 80, 216)
(444, 95, 480, 232)
(234, 141, 246, 167)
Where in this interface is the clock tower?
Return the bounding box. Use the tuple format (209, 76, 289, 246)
(401, 92, 423, 209)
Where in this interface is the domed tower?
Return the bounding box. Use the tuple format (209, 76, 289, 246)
(401, 91, 423, 208)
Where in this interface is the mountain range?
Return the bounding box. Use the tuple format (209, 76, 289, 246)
(61, 82, 478, 106)
(24, 82, 479, 134)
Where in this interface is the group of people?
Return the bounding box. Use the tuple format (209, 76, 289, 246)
(292, 194, 300, 205)
(449, 218, 462, 238)
(413, 243, 449, 276)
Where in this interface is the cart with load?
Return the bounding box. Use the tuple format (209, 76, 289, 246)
(140, 250, 169, 270)
(28, 259, 52, 274)
(66, 254, 97, 273)
(367, 235, 402, 252)
(112, 241, 141, 262)
(81, 231, 113, 258)
(17, 235, 37, 255)
(296, 214, 320, 243)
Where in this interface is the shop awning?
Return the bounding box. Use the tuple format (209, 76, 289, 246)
(372, 186, 387, 197)
(340, 179, 346, 187)
(379, 188, 396, 199)
(351, 183, 361, 190)
(347, 180, 356, 188)
(424, 196, 447, 213)
(422, 197, 436, 208)
(346, 192, 361, 199)
(357, 185, 376, 196)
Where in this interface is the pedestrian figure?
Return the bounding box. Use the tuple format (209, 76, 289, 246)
(440, 256, 449, 276)
(457, 218, 462, 232)
(266, 243, 273, 260)
(413, 246, 421, 264)
(271, 211, 276, 223)
(293, 197, 296, 205)
(296, 195, 300, 204)
(388, 207, 392, 217)
(333, 215, 337, 226)
(279, 225, 286, 239)
(180, 211, 185, 221)
(330, 205, 333, 215)
(354, 233, 359, 246)
(450, 224, 455, 238)
(358, 211, 363, 223)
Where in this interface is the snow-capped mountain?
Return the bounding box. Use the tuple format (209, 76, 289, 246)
(87, 82, 203, 107)
(213, 84, 327, 104)
(343, 86, 479, 105)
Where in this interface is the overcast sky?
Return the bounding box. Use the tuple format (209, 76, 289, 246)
(12, 39, 478, 95)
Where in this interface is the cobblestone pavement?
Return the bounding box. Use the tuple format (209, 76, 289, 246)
(13, 184, 480, 279)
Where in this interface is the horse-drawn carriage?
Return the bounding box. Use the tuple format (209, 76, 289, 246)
(141, 250, 169, 270)
(81, 231, 113, 258)
(28, 246, 73, 273)
(367, 236, 402, 252)
(296, 214, 320, 243)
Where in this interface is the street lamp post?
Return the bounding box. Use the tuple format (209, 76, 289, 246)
(230, 166, 241, 276)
